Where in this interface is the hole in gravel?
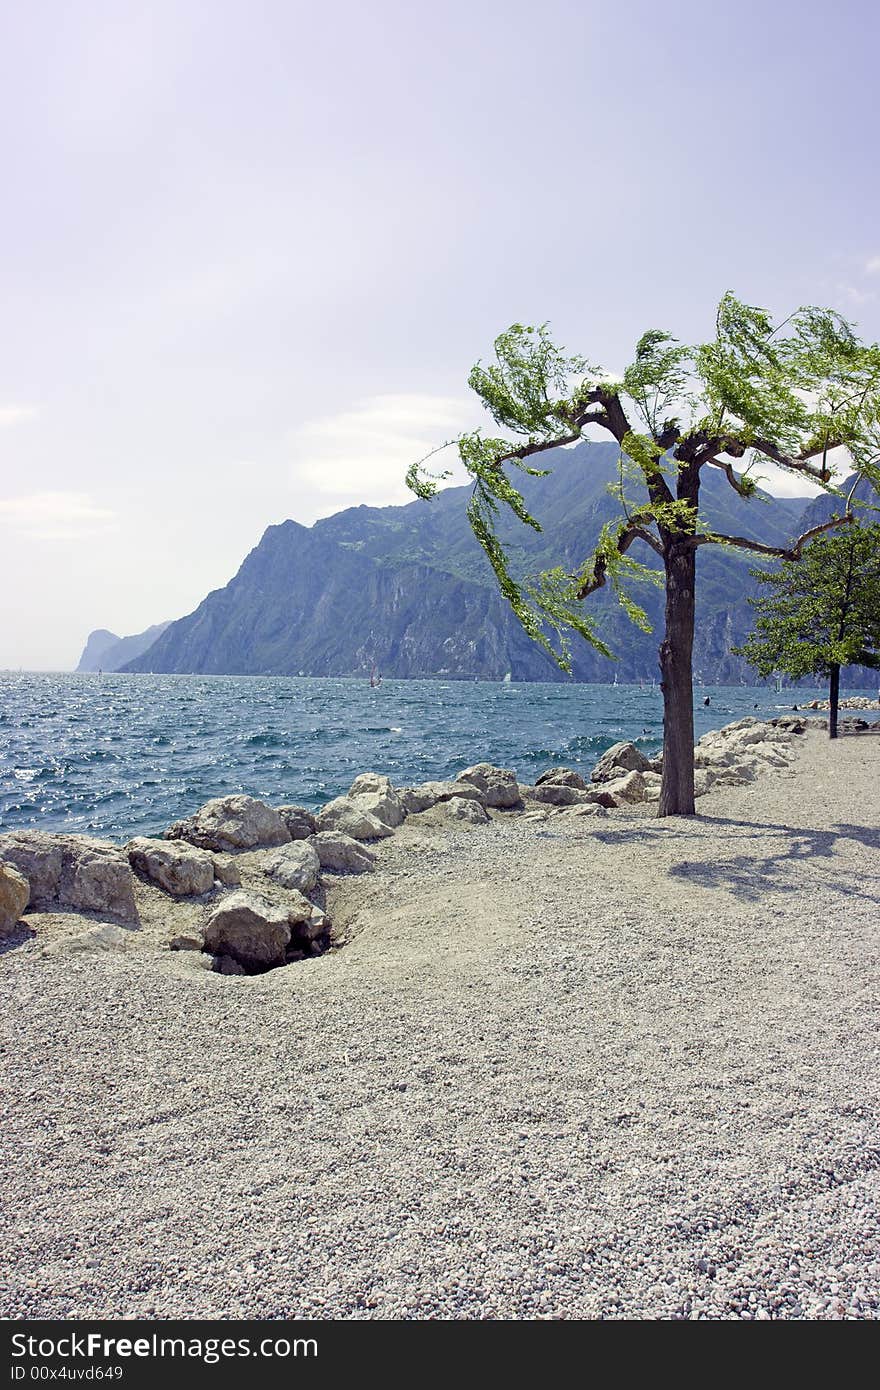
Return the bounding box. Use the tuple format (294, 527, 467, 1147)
(207, 923, 334, 977)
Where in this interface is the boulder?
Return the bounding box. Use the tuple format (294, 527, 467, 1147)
(535, 766, 588, 791)
(126, 837, 215, 897)
(455, 763, 522, 808)
(276, 805, 317, 840)
(692, 720, 799, 788)
(525, 783, 613, 808)
(166, 795, 291, 852)
(203, 891, 290, 971)
(402, 780, 485, 813)
(434, 796, 490, 826)
(399, 786, 436, 814)
(693, 770, 714, 798)
(0, 832, 62, 908)
(312, 832, 376, 874)
(591, 742, 652, 784)
(211, 853, 241, 887)
(0, 862, 29, 934)
(261, 840, 320, 893)
(525, 782, 583, 806)
(285, 890, 316, 925)
(348, 774, 407, 827)
(59, 924, 132, 954)
(601, 769, 648, 805)
(314, 797, 394, 841)
(770, 716, 808, 734)
(0, 832, 137, 922)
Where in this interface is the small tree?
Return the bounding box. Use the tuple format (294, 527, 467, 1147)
(736, 524, 880, 737)
(408, 295, 880, 815)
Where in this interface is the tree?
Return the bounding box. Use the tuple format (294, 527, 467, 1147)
(736, 524, 880, 738)
(407, 294, 880, 815)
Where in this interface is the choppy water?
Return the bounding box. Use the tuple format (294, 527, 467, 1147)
(0, 672, 845, 842)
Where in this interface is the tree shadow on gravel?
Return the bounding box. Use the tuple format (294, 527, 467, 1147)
(591, 816, 880, 905)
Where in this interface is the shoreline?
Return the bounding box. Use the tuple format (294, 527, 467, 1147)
(1, 726, 879, 1318)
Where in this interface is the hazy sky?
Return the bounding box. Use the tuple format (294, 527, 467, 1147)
(2, 0, 879, 669)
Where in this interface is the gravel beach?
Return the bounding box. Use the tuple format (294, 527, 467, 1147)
(1, 728, 878, 1320)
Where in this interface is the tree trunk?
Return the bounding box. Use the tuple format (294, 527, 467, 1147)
(658, 540, 696, 816)
(828, 663, 840, 740)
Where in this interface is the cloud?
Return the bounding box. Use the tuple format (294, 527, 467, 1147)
(866, 256, 880, 274)
(0, 405, 37, 427)
(288, 393, 478, 506)
(836, 282, 875, 307)
(0, 492, 116, 540)
(748, 445, 850, 499)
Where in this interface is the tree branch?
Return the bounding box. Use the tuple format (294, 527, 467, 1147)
(748, 436, 843, 482)
(481, 402, 614, 469)
(577, 513, 660, 599)
(688, 513, 854, 559)
(598, 388, 634, 445)
(701, 456, 755, 497)
(689, 433, 843, 484)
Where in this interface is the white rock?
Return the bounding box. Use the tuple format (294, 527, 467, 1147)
(0, 861, 29, 934)
(312, 832, 376, 874)
(455, 763, 522, 808)
(44, 924, 133, 956)
(535, 766, 588, 790)
(315, 797, 394, 840)
(166, 795, 291, 852)
(348, 775, 407, 827)
(126, 837, 215, 897)
(591, 742, 652, 784)
(211, 854, 241, 887)
(601, 769, 648, 805)
(261, 840, 320, 893)
(435, 796, 490, 826)
(203, 891, 291, 971)
(0, 831, 137, 922)
(276, 805, 317, 840)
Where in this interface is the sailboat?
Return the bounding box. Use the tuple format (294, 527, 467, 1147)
(370, 666, 382, 688)
(502, 672, 512, 683)
(774, 672, 783, 694)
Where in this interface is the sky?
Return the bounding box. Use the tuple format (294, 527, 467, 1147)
(1, 0, 879, 669)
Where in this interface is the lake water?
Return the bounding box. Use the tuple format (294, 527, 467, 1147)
(0, 672, 847, 842)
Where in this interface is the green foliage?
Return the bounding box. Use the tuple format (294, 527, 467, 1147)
(589, 522, 663, 632)
(406, 295, 880, 671)
(467, 322, 599, 439)
(735, 525, 880, 679)
(623, 330, 693, 437)
(523, 567, 613, 672)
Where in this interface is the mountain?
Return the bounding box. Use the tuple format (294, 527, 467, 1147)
(77, 622, 172, 672)
(122, 441, 826, 683)
(790, 472, 879, 532)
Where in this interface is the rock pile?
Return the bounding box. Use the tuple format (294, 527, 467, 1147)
(802, 696, 880, 711)
(0, 724, 809, 965)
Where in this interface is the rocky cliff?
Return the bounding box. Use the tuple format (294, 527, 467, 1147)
(121, 443, 846, 682)
(77, 622, 172, 672)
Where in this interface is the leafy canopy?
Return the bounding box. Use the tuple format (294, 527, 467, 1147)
(736, 524, 880, 679)
(407, 295, 880, 671)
